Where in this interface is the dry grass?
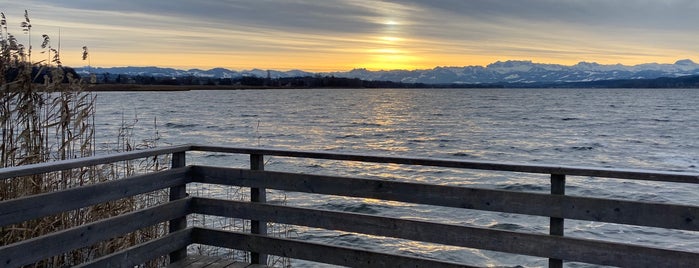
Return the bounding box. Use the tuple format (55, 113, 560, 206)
(1, 11, 168, 267)
(2, 11, 292, 267)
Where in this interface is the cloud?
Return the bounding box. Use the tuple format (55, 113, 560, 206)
(2, 1, 697, 70)
(398, 0, 699, 28)
(19, 0, 387, 34)
(383, 1, 699, 60)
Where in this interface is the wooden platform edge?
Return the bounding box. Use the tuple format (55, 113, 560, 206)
(167, 254, 263, 268)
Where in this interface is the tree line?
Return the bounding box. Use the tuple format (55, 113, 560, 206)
(84, 72, 503, 88)
(12, 66, 697, 89)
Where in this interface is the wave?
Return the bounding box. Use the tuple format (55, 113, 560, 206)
(488, 223, 524, 231)
(336, 134, 360, 139)
(497, 183, 547, 192)
(554, 142, 605, 152)
(350, 122, 383, 127)
(204, 154, 230, 158)
(318, 202, 386, 214)
(165, 122, 199, 128)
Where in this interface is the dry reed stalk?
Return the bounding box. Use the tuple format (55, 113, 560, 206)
(1, 11, 168, 267)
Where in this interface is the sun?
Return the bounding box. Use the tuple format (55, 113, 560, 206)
(384, 20, 399, 26)
(362, 45, 420, 70)
(364, 55, 419, 70)
(362, 46, 420, 70)
(360, 23, 419, 70)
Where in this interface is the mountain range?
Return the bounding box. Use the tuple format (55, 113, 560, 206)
(74, 59, 699, 85)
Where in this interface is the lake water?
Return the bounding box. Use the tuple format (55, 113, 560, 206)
(94, 88, 699, 267)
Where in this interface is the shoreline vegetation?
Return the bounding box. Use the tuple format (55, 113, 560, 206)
(1, 11, 290, 266)
(2, 10, 169, 267)
(83, 83, 495, 91)
(78, 73, 699, 91)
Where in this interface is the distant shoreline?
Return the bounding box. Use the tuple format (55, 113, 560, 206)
(84, 73, 699, 91)
(86, 84, 291, 91)
(84, 83, 500, 91)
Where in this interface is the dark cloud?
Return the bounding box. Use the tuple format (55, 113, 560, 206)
(397, 0, 699, 30)
(24, 0, 386, 34)
(18, 0, 699, 41)
(2, 0, 696, 69)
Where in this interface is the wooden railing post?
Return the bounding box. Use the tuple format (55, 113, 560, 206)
(250, 153, 268, 265)
(169, 151, 187, 263)
(549, 173, 566, 268)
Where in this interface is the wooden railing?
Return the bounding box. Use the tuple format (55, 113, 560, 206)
(0, 144, 697, 267)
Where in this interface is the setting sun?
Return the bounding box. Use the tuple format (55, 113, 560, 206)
(2, 1, 696, 71)
(383, 19, 399, 25)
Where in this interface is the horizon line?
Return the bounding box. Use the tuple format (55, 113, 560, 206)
(69, 58, 697, 73)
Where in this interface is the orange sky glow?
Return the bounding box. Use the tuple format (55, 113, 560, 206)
(2, 1, 697, 72)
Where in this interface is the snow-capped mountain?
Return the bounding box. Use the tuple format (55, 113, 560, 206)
(330, 59, 699, 84)
(76, 66, 316, 80)
(74, 59, 699, 84)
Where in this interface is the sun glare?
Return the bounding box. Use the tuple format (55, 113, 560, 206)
(377, 36, 404, 45)
(384, 20, 399, 25)
(364, 52, 420, 70)
(358, 15, 420, 70)
(372, 48, 402, 54)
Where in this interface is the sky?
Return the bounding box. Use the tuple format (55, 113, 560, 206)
(1, 0, 698, 71)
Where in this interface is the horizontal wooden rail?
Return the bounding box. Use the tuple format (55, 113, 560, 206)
(192, 197, 699, 267)
(191, 166, 699, 231)
(1, 144, 697, 267)
(0, 167, 191, 227)
(0, 144, 191, 180)
(75, 228, 193, 268)
(192, 227, 473, 268)
(0, 198, 191, 267)
(190, 144, 699, 184)
(2, 143, 697, 184)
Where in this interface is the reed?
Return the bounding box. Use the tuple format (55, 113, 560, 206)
(1, 11, 167, 267)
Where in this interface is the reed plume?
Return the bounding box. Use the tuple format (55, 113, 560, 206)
(1, 11, 167, 267)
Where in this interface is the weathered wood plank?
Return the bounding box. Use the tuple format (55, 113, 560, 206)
(169, 152, 188, 263)
(249, 154, 267, 265)
(192, 198, 699, 267)
(0, 144, 696, 267)
(184, 255, 222, 268)
(549, 174, 566, 268)
(3, 143, 696, 183)
(192, 227, 474, 268)
(244, 265, 268, 268)
(0, 167, 191, 227)
(192, 166, 699, 231)
(167, 255, 207, 268)
(189, 144, 699, 184)
(224, 262, 254, 268)
(76, 228, 192, 268)
(0, 198, 191, 268)
(0, 144, 191, 180)
(167, 255, 254, 268)
(206, 258, 251, 268)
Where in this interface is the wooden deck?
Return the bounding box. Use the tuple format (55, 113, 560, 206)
(0, 144, 697, 267)
(168, 255, 268, 268)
